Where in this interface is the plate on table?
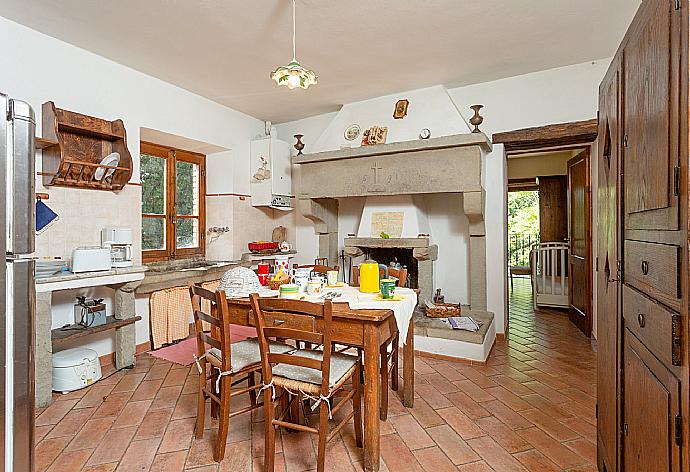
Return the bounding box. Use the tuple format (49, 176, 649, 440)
(326, 282, 346, 288)
(373, 293, 406, 301)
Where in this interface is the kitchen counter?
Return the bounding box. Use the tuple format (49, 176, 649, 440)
(137, 259, 247, 294)
(35, 265, 147, 408)
(35, 265, 147, 292)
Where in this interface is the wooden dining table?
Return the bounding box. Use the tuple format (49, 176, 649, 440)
(224, 296, 415, 472)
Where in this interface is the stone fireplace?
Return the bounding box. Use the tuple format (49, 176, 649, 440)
(294, 133, 491, 311)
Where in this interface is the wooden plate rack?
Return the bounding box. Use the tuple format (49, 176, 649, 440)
(40, 102, 133, 191)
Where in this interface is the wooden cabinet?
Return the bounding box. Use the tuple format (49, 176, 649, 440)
(622, 330, 681, 472)
(596, 58, 621, 472)
(598, 1, 688, 471)
(623, 0, 681, 232)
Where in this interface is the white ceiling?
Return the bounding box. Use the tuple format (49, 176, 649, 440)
(1, 0, 639, 123)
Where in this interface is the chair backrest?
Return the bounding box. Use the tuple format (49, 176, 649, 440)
(351, 265, 408, 287)
(189, 283, 231, 372)
(314, 257, 329, 266)
(249, 294, 333, 395)
(293, 263, 339, 275)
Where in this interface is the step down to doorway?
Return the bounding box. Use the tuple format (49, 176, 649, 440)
(414, 307, 496, 363)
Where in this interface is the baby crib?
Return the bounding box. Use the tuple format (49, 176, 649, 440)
(530, 242, 569, 310)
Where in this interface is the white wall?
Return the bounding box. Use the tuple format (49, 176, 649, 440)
(277, 59, 610, 333)
(0, 17, 267, 358)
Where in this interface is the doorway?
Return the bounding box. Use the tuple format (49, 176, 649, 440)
(494, 119, 597, 336)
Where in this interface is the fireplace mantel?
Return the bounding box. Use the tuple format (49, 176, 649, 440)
(344, 237, 430, 249)
(292, 133, 491, 199)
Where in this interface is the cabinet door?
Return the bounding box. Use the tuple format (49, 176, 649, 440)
(597, 59, 620, 472)
(623, 0, 680, 231)
(623, 330, 681, 472)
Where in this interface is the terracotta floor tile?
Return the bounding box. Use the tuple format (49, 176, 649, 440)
(467, 435, 528, 472)
(484, 386, 531, 411)
(435, 407, 485, 440)
(389, 414, 435, 450)
(151, 385, 184, 410)
(519, 427, 587, 469)
(474, 416, 531, 453)
(414, 383, 452, 410)
(163, 367, 190, 387)
(431, 362, 466, 382)
(46, 406, 96, 439)
(513, 449, 561, 472)
(45, 448, 93, 472)
(160, 418, 197, 453)
(481, 400, 532, 430)
(444, 391, 491, 419)
(111, 373, 146, 394)
(85, 426, 136, 466)
(92, 392, 133, 418)
(112, 399, 152, 429)
(421, 373, 458, 395)
(565, 438, 597, 464)
(456, 460, 495, 471)
(452, 379, 496, 403)
(74, 384, 117, 409)
(425, 424, 479, 465)
(172, 393, 198, 420)
(412, 446, 457, 472)
(144, 363, 172, 381)
(130, 379, 164, 402)
(35, 425, 54, 443)
(115, 437, 161, 471)
(282, 430, 317, 472)
(81, 463, 118, 472)
(134, 407, 174, 440)
(35, 436, 71, 472)
(406, 398, 444, 428)
(379, 433, 424, 472)
(65, 417, 116, 452)
(150, 450, 187, 472)
(520, 408, 580, 442)
(36, 399, 80, 426)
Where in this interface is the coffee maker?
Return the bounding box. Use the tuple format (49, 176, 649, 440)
(101, 228, 133, 268)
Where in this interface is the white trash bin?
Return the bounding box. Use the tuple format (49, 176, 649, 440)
(52, 347, 102, 393)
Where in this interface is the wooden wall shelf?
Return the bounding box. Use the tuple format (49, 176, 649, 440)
(40, 102, 133, 191)
(51, 315, 141, 348)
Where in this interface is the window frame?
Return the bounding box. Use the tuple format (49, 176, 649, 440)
(141, 141, 206, 263)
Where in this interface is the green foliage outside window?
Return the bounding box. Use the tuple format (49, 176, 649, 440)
(508, 191, 540, 267)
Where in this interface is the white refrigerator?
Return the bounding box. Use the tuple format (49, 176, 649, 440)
(1, 93, 36, 472)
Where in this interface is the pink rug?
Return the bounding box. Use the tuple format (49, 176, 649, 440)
(148, 324, 257, 366)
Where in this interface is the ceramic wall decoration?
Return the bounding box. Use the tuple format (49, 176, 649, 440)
(252, 156, 271, 181)
(393, 99, 409, 119)
(361, 126, 388, 146)
(469, 105, 484, 133)
(344, 124, 361, 141)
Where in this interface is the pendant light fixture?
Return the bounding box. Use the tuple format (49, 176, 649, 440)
(270, 0, 317, 90)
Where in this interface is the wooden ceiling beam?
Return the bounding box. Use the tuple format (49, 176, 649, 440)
(492, 119, 598, 153)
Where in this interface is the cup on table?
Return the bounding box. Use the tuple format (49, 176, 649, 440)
(380, 279, 396, 299)
(327, 270, 339, 287)
(307, 279, 323, 296)
(257, 263, 269, 286)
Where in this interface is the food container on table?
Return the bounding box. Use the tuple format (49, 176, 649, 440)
(307, 279, 323, 296)
(279, 283, 301, 299)
(359, 260, 388, 293)
(291, 267, 311, 293)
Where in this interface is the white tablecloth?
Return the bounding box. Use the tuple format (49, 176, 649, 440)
(302, 285, 417, 345)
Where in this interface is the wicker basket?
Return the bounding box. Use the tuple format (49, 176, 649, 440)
(425, 302, 461, 318)
(268, 277, 290, 291)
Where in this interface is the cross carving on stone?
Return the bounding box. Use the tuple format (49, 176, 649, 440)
(371, 161, 383, 184)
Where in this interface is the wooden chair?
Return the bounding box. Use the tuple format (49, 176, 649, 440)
(189, 283, 293, 461)
(293, 263, 340, 275)
(350, 265, 408, 420)
(249, 295, 363, 472)
(314, 257, 329, 266)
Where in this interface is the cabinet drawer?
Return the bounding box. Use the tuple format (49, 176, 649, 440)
(250, 311, 315, 332)
(624, 240, 680, 310)
(622, 284, 681, 367)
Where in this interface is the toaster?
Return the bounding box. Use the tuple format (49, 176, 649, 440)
(71, 247, 112, 273)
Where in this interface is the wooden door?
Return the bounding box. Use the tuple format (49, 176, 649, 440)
(623, 330, 681, 472)
(623, 0, 680, 231)
(597, 60, 620, 472)
(539, 176, 567, 243)
(567, 150, 591, 336)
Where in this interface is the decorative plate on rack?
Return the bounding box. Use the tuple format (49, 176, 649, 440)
(344, 124, 361, 141)
(93, 152, 120, 181)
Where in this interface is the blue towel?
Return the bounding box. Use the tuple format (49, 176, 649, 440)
(36, 200, 58, 233)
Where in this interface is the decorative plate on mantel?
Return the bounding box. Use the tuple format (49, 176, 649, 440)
(344, 124, 361, 141)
